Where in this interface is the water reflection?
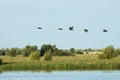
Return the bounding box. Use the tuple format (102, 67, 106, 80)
(0, 71, 120, 80)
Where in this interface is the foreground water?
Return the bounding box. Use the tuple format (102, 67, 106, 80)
(0, 71, 120, 80)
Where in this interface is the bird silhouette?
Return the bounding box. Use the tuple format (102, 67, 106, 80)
(58, 28, 63, 30)
(84, 29, 88, 33)
(69, 26, 74, 30)
(103, 29, 108, 32)
(37, 27, 42, 29)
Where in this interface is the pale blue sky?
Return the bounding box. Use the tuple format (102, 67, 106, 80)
(0, 0, 120, 49)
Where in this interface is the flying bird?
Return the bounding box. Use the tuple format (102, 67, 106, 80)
(69, 26, 74, 30)
(103, 29, 108, 32)
(37, 27, 42, 29)
(84, 29, 88, 33)
(58, 28, 63, 30)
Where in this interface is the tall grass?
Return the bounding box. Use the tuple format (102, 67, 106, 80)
(0, 54, 120, 71)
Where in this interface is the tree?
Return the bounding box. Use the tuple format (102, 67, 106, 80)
(0, 49, 5, 55)
(114, 48, 120, 55)
(40, 44, 57, 56)
(70, 48, 75, 54)
(5, 48, 10, 55)
(0, 58, 3, 64)
(22, 45, 38, 57)
(9, 48, 17, 57)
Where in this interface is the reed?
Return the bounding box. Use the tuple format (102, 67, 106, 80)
(0, 54, 120, 71)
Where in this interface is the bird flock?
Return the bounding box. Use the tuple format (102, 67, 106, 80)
(37, 26, 108, 33)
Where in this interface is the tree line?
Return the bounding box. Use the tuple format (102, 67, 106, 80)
(0, 44, 103, 57)
(0, 44, 74, 57)
(0, 44, 120, 61)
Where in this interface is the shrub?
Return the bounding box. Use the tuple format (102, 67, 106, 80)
(52, 50, 63, 56)
(44, 50, 52, 61)
(98, 54, 107, 59)
(22, 50, 30, 57)
(29, 51, 40, 60)
(114, 49, 120, 55)
(63, 51, 73, 56)
(40, 44, 57, 56)
(9, 48, 17, 57)
(52, 50, 73, 56)
(0, 59, 3, 64)
(76, 50, 83, 54)
(98, 45, 117, 59)
(22, 45, 38, 57)
(70, 48, 75, 54)
(0, 49, 5, 55)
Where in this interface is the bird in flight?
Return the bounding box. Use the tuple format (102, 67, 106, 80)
(36, 26, 109, 33)
(84, 29, 88, 33)
(37, 27, 42, 29)
(58, 28, 63, 30)
(69, 26, 74, 30)
(103, 29, 108, 32)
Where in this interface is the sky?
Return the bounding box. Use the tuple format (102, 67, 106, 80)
(0, 0, 120, 49)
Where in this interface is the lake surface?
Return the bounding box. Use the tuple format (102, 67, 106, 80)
(0, 70, 120, 80)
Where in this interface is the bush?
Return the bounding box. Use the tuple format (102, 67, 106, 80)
(76, 50, 83, 54)
(40, 44, 57, 56)
(114, 49, 120, 55)
(44, 50, 52, 61)
(22, 45, 38, 57)
(9, 48, 17, 57)
(98, 54, 107, 59)
(70, 48, 75, 54)
(98, 45, 117, 59)
(0, 59, 3, 64)
(52, 50, 63, 56)
(52, 49, 73, 56)
(63, 51, 73, 56)
(0, 50, 5, 55)
(29, 51, 40, 60)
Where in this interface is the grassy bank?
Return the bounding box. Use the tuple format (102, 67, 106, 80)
(0, 54, 120, 71)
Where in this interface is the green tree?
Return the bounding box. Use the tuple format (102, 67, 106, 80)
(0, 58, 3, 64)
(0, 49, 5, 55)
(114, 48, 120, 55)
(40, 44, 57, 56)
(22, 45, 38, 57)
(5, 48, 10, 55)
(9, 48, 17, 57)
(70, 48, 75, 54)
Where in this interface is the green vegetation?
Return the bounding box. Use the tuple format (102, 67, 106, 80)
(0, 59, 3, 64)
(44, 50, 52, 61)
(29, 51, 40, 60)
(22, 45, 38, 57)
(69, 48, 75, 54)
(0, 44, 120, 71)
(98, 45, 119, 59)
(0, 54, 120, 71)
(75, 49, 84, 54)
(9, 48, 18, 57)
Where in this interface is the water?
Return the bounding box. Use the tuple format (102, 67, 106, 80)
(0, 71, 120, 80)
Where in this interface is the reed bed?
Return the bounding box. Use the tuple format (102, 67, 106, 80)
(0, 54, 120, 71)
